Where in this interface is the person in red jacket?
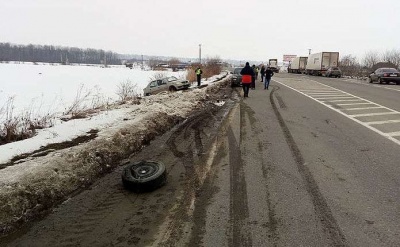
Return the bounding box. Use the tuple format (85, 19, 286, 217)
(240, 62, 255, 97)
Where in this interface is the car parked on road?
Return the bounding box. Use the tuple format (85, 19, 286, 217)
(368, 68, 400, 85)
(230, 67, 243, 87)
(143, 76, 190, 96)
(325, 67, 342, 78)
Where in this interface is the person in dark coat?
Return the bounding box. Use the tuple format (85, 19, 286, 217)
(264, 66, 274, 90)
(240, 62, 255, 97)
(251, 65, 257, 89)
(260, 65, 265, 82)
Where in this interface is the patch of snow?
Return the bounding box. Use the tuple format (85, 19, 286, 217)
(0, 71, 230, 233)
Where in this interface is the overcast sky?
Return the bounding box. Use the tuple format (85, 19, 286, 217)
(1, 0, 399, 62)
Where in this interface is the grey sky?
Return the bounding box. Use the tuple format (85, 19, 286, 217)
(1, 0, 399, 62)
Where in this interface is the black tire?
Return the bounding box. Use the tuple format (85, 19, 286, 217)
(145, 93, 150, 96)
(169, 86, 177, 92)
(122, 160, 167, 193)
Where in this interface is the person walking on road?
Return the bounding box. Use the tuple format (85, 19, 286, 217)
(241, 62, 255, 97)
(251, 64, 257, 90)
(264, 66, 274, 90)
(260, 65, 265, 82)
(195, 67, 203, 87)
(255, 66, 259, 80)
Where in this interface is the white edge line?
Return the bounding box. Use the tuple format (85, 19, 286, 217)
(272, 78, 400, 146)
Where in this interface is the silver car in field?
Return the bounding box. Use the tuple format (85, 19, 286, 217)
(143, 76, 190, 96)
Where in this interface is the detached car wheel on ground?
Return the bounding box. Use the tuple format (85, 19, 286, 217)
(122, 160, 167, 193)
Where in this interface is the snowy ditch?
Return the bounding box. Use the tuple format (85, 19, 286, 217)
(0, 73, 230, 235)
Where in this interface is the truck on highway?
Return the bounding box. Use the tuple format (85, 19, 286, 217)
(288, 57, 308, 74)
(268, 59, 279, 73)
(305, 52, 339, 76)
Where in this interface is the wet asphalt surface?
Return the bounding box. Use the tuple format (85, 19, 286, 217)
(2, 73, 400, 246)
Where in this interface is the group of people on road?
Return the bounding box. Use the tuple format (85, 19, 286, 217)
(191, 63, 273, 98)
(240, 62, 274, 97)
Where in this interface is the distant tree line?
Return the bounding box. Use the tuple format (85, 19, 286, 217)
(0, 42, 122, 65)
(340, 49, 400, 78)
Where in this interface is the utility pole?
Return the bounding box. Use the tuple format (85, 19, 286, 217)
(199, 44, 202, 65)
(141, 54, 144, 70)
(308, 49, 312, 55)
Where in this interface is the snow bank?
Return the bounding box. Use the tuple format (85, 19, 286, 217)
(0, 73, 230, 235)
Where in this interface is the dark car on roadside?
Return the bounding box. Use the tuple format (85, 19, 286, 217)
(143, 76, 190, 96)
(369, 68, 400, 85)
(325, 67, 342, 78)
(230, 67, 242, 87)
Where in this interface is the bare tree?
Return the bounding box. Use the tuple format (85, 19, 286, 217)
(203, 56, 222, 78)
(168, 58, 180, 66)
(382, 49, 400, 68)
(148, 58, 164, 70)
(116, 80, 139, 102)
(362, 51, 380, 68)
(340, 54, 361, 77)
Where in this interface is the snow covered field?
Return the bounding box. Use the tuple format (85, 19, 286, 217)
(0, 63, 229, 234)
(0, 62, 187, 115)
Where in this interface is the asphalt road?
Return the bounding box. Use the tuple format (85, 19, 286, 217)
(2, 73, 400, 246)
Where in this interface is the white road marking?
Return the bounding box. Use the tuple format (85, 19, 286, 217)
(272, 78, 400, 146)
(310, 93, 352, 96)
(343, 107, 383, 111)
(306, 92, 347, 95)
(366, 119, 400, 125)
(314, 96, 355, 100)
(348, 112, 399, 117)
(384, 131, 400, 137)
(323, 99, 365, 102)
(300, 90, 337, 92)
(336, 78, 400, 93)
(337, 102, 373, 106)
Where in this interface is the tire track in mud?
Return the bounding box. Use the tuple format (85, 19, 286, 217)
(269, 85, 348, 246)
(155, 105, 225, 246)
(240, 103, 279, 246)
(56, 188, 130, 247)
(227, 126, 252, 247)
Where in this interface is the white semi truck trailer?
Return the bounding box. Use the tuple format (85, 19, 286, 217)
(289, 57, 308, 74)
(305, 52, 339, 76)
(268, 59, 279, 73)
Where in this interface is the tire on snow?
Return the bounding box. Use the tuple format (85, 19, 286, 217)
(122, 160, 167, 193)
